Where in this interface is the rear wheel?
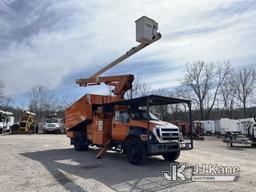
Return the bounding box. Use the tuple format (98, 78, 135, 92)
(162, 150, 180, 161)
(74, 133, 88, 151)
(126, 139, 147, 165)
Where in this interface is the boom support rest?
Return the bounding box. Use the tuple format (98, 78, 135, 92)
(76, 74, 134, 99)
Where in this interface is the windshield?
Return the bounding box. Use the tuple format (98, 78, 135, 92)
(0, 115, 5, 122)
(129, 110, 159, 121)
(46, 118, 59, 123)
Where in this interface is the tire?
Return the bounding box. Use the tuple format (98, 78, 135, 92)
(74, 134, 88, 151)
(0, 128, 2, 134)
(126, 139, 147, 165)
(162, 150, 180, 161)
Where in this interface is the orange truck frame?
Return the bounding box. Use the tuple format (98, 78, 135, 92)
(64, 16, 193, 164)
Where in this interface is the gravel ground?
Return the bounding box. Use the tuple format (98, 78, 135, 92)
(0, 134, 255, 192)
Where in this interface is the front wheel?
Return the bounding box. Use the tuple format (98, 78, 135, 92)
(126, 140, 147, 165)
(162, 150, 180, 161)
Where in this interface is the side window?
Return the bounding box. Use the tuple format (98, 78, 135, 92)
(122, 112, 129, 123)
(115, 111, 120, 122)
(114, 111, 129, 123)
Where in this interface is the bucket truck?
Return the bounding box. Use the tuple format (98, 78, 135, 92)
(64, 16, 193, 165)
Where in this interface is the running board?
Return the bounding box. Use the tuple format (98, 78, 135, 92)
(96, 139, 112, 159)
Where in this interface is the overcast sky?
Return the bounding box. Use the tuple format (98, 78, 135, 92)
(0, 0, 255, 107)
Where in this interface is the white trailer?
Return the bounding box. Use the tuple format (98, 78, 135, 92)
(220, 118, 256, 146)
(200, 120, 215, 134)
(215, 118, 239, 135)
(237, 118, 255, 134)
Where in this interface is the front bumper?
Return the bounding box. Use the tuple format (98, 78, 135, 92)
(43, 127, 61, 132)
(147, 141, 193, 155)
(148, 142, 179, 155)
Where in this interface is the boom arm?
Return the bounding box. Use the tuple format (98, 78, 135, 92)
(76, 74, 134, 99)
(76, 17, 161, 98)
(91, 33, 161, 78)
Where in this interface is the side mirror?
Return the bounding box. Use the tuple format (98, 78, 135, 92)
(126, 118, 130, 123)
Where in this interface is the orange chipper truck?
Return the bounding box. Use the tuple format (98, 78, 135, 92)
(64, 16, 193, 165)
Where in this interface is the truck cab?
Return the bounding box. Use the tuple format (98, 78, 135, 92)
(0, 110, 14, 134)
(112, 109, 180, 144)
(18, 111, 38, 133)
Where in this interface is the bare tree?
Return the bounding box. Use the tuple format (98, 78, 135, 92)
(0, 80, 12, 108)
(54, 95, 74, 112)
(0, 80, 5, 105)
(28, 85, 55, 120)
(218, 73, 236, 118)
(232, 68, 256, 118)
(126, 77, 151, 99)
(183, 61, 231, 120)
(151, 88, 171, 120)
(174, 86, 191, 112)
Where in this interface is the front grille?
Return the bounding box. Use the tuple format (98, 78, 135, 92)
(161, 128, 178, 132)
(47, 124, 55, 127)
(157, 127, 179, 142)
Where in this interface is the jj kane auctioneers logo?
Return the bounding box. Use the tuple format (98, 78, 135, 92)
(162, 163, 240, 182)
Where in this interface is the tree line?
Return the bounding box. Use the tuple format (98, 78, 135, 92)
(1, 61, 256, 122)
(125, 61, 256, 121)
(0, 84, 72, 122)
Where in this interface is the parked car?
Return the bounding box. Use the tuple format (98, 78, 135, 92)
(43, 118, 63, 134)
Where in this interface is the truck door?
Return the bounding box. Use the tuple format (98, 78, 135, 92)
(112, 111, 129, 141)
